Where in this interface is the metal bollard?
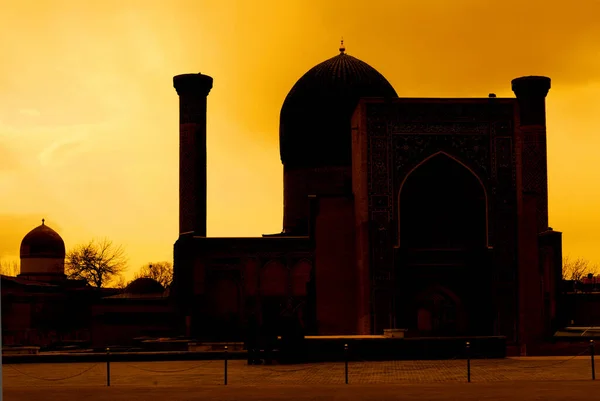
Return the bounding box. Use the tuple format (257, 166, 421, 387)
(591, 340, 596, 381)
(106, 347, 111, 387)
(344, 343, 349, 384)
(224, 346, 228, 385)
(466, 342, 471, 383)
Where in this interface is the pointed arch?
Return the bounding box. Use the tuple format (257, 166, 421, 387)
(207, 277, 241, 316)
(414, 284, 467, 335)
(415, 284, 462, 306)
(396, 151, 489, 248)
(292, 259, 313, 297)
(260, 260, 288, 297)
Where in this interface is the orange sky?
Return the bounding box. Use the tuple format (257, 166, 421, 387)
(1, 0, 599, 279)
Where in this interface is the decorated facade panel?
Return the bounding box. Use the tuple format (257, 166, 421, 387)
(365, 100, 519, 337)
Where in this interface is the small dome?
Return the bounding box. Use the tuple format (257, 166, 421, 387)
(280, 48, 397, 167)
(125, 277, 165, 294)
(20, 219, 66, 259)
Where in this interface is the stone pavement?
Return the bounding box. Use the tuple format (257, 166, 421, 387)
(3, 382, 600, 401)
(2, 356, 599, 400)
(4, 356, 599, 386)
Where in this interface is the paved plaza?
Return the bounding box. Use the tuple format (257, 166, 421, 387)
(3, 357, 600, 400)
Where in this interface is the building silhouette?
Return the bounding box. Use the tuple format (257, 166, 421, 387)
(1, 221, 172, 348)
(1, 221, 106, 346)
(171, 44, 563, 353)
(4, 45, 594, 355)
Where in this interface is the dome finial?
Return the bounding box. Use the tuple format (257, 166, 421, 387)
(42, 218, 45, 225)
(339, 38, 345, 54)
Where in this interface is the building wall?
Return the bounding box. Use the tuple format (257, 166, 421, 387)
(1, 300, 32, 343)
(516, 193, 545, 347)
(1, 288, 95, 347)
(561, 293, 600, 326)
(353, 97, 547, 340)
(351, 100, 372, 334)
(91, 301, 175, 347)
(176, 237, 315, 340)
(314, 196, 357, 334)
(20, 257, 64, 275)
(490, 107, 520, 343)
(283, 165, 352, 234)
(538, 230, 563, 333)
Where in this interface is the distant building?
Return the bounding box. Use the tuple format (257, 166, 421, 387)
(90, 277, 174, 347)
(1, 220, 105, 346)
(1, 220, 172, 348)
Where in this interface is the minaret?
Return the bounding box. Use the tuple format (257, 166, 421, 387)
(512, 75, 551, 233)
(512, 75, 552, 353)
(173, 73, 213, 236)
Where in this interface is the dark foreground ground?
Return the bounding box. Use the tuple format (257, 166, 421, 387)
(3, 357, 599, 400)
(4, 382, 600, 401)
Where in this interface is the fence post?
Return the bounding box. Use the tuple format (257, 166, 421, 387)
(106, 347, 111, 387)
(344, 343, 349, 385)
(466, 342, 471, 383)
(591, 340, 596, 381)
(224, 345, 228, 385)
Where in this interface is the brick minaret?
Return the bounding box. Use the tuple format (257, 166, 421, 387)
(512, 76, 551, 233)
(512, 75, 551, 354)
(173, 73, 213, 236)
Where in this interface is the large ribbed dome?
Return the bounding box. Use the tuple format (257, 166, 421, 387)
(280, 47, 397, 167)
(20, 220, 66, 259)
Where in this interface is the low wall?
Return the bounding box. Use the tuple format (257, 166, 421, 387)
(526, 339, 597, 356)
(300, 336, 506, 362)
(2, 347, 40, 355)
(561, 293, 600, 326)
(3, 350, 247, 364)
(3, 336, 508, 364)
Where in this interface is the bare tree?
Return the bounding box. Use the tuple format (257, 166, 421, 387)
(562, 256, 599, 281)
(0, 258, 19, 276)
(113, 275, 128, 289)
(133, 261, 173, 288)
(65, 238, 128, 288)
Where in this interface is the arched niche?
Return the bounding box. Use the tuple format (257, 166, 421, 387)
(398, 151, 488, 249)
(260, 260, 288, 297)
(291, 259, 312, 297)
(207, 278, 240, 316)
(414, 285, 465, 335)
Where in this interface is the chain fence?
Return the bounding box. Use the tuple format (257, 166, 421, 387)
(3, 341, 598, 386)
(5, 363, 100, 382)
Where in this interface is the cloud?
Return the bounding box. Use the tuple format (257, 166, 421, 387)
(0, 69, 120, 128)
(1, 0, 599, 273)
(18, 108, 41, 117)
(0, 214, 51, 259)
(0, 141, 20, 172)
(0, 116, 115, 163)
(38, 134, 88, 167)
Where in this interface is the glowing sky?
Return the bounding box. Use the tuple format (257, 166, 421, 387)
(1, 0, 600, 279)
